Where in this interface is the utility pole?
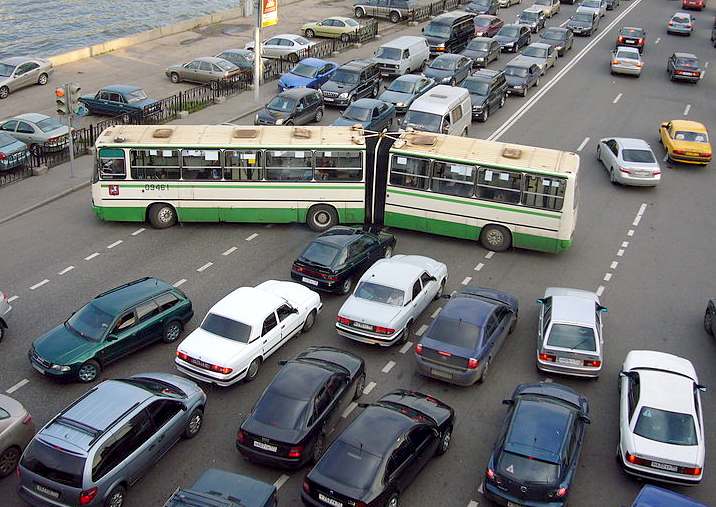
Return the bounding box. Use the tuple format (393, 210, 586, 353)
(253, 0, 261, 102)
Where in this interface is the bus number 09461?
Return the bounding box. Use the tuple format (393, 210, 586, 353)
(145, 184, 169, 191)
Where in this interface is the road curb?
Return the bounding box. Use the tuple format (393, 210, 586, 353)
(0, 179, 91, 226)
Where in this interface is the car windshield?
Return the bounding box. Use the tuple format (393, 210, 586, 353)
(541, 29, 564, 41)
(295, 36, 311, 45)
(343, 105, 371, 122)
(66, 303, 114, 341)
(387, 78, 416, 93)
(622, 149, 655, 163)
(616, 49, 639, 60)
(424, 23, 452, 38)
(429, 57, 456, 71)
(252, 392, 308, 430)
(463, 79, 490, 95)
(504, 66, 528, 77)
(620, 27, 643, 37)
(403, 110, 442, 131)
(499, 26, 520, 37)
(267, 96, 297, 112)
(375, 46, 402, 60)
(672, 15, 690, 24)
(634, 407, 698, 446)
(467, 40, 491, 51)
(427, 317, 481, 349)
(21, 440, 86, 488)
(215, 59, 238, 71)
(300, 241, 342, 266)
(475, 17, 493, 27)
(354, 282, 405, 306)
(472, 0, 490, 7)
(201, 313, 252, 343)
(497, 451, 559, 484)
(0, 63, 16, 77)
(522, 46, 547, 58)
(126, 89, 148, 103)
(36, 117, 65, 132)
(316, 440, 382, 490)
(574, 13, 593, 22)
(675, 57, 699, 67)
(332, 69, 360, 84)
(546, 323, 596, 351)
(582, 0, 600, 7)
(519, 12, 538, 22)
(674, 131, 708, 143)
(291, 63, 320, 78)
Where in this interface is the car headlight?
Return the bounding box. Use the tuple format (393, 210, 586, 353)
(506, 42, 515, 47)
(476, 57, 485, 62)
(338, 92, 349, 99)
(396, 102, 406, 108)
(556, 45, 563, 51)
(275, 118, 284, 125)
(51, 364, 71, 372)
(441, 77, 452, 83)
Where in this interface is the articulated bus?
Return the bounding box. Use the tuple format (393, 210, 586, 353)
(92, 125, 579, 253)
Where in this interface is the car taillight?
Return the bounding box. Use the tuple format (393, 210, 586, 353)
(467, 358, 480, 369)
(237, 430, 247, 444)
(375, 326, 395, 335)
(321, 273, 338, 281)
(680, 466, 702, 476)
(0, 153, 6, 160)
(336, 315, 351, 326)
(293, 264, 305, 273)
(288, 445, 303, 459)
(176, 350, 189, 361)
(636, 62, 643, 68)
(538, 352, 556, 362)
(625, 451, 649, 467)
(583, 359, 601, 368)
(673, 149, 688, 155)
(699, 152, 711, 158)
(22, 414, 32, 425)
(303, 480, 311, 493)
(618, 166, 632, 174)
(637, 38, 643, 44)
(486, 467, 496, 480)
(668, 21, 674, 26)
(556, 487, 568, 498)
(415, 343, 423, 354)
(80, 487, 98, 505)
(618, 36, 624, 42)
(210, 364, 233, 375)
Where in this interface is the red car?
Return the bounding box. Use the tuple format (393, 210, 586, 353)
(474, 14, 504, 37)
(682, 0, 705, 10)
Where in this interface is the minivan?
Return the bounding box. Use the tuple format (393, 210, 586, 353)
(423, 11, 477, 55)
(402, 84, 472, 136)
(372, 36, 430, 76)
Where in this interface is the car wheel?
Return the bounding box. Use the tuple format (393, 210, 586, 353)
(0, 446, 20, 478)
(314, 107, 324, 122)
(339, 277, 353, 295)
(609, 166, 618, 184)
(384, 246, 393, 258)
(302, 310, 317, 332)
(480, 224, 512, 252)
(481, 108, 489, 122)
(170, 72, 180, 83)
(386, 493, 400, 507)
(0, 325, 4, 343)
(390, 11, 400, 23)
(305, 29, 315, 38)
(400, 321, 413, 344)
(312, 432, 327, 463)
(478, 358, 490, 384)
(246, 358, 262, 382)
(341, 33, 350, 43)
(77, 360, 101, 383)
(288, 53, 299, 64)
(499, 94, 505, 108)
(437, 426, 452, 455)
(355, 7, 365, 18)
(0, 86, 9, 99)
(183, 408, 204, 439)
(509, 312, 518, 334)
(353, 373, 366, 400)
(104, 485, 126, 507)
(307, 204, 338, 232)
(148, 203, 177, 229)
(596, 144, 601, 160)
(37, 73, 49, 85)
(371, 83, 380, 98)
(435, 278, 446, 300)
(705, 308, 714, 336)
(162, 320, 183, 343)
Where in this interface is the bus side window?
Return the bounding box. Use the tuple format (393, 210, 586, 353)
(181, 149, 221, 180)
(99, 158, 126, 180)
(475, 168, 521, 204)
(314, 151, 362, 181)
(265, 151, 313, 181)
(224, 150, 262, 181)
(389, 155, 430, 190)
(523, 175, 565, 211)
(130, 149, 180, 180)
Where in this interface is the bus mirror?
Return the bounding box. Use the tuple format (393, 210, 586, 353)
(536, 298, 545, 305)
(598, 305, 608, 313)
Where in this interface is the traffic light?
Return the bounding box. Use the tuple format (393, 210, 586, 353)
(67, 83, 81, 114)
(55, 87, 68, 116)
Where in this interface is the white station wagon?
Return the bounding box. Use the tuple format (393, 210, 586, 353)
(336, 255, 448, 346)
(618, 350, 706, 485)
(175, 280, 322, 386)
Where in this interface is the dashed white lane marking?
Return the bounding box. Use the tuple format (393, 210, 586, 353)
(342, 402, 358, 418)
(85, 252, 100, 261)
(131, 228, 145, 236)
(633, 215, 643, 226)
(416, 324, 428, 336)
(474, 262, 484, 271)
(7, 295, 19, 303)
(559, 18, 569, 27)
(635, 203, 647, 219)
(6, 378, 29, 394)
(461, 276, 472, 285)
(400, 341, 414, 354)
(478, 482, 485, 495)
(364, 381, 377, 395)
(622, 241, 629, 248)
(654, 37, 661, 44)
(610, 261, 619, 270)
(29, 279, 49, 290)
(577, 137, 590, 152)
(382, 361, 396, 373)
(107, 240, 123, 249)
(274, 474, 290, 489)
(197, 262, 213, 272)
(245, 233, 258, 241)
(627, 229, 635, 237)
(617, 249, 625, 257)
(604, 273, 613, 282)
(485, 251, 494, 259)
(684, 104, 691, 116)
(58, 266, 75, 275)
(173, 279, 187, 287)
(596, 286, 605, 297)
(431, 307, 441, 319)
(705, 61, 710, 69)
(612, 93, 622, 104)
(468, 501, 480, 507)
(222, 246, 237, 256)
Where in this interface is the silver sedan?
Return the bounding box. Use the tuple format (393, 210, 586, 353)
(0, 57, 54, 99)
(597, 137, 661, 186)
(610, 46, 643, 76)
(0, 113, 71, 154)
(0, 394, 35, 477)
(519, 42, 557, 75)
(165, 56, 243, 85)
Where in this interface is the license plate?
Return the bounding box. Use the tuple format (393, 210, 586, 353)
(635, 170, 650, 177)
(626, 39, 635, 43)
(35, 484, 60, 499)
(32, 363, 46, 374)
(302, 277, 319, 286)
(431, 369, 452, 379)
(557, 357, 582, 366)
(353, 322, 373, 330)
(318, 493, 343, 507)
(253, 441, 277, 452)
(651, 461, 678, 472)
(190, 358, 211, 369)
(324, 97, 334, 102)
(381, 72, 390, 76)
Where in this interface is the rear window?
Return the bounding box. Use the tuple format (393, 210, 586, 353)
(316, 440, 381, 490)
(300, 241, 343, 267)
(622, 149, 655, 163)
(674, 131, 708, 143)
(252, 392, 308, 430)
(21, 440, 86, 488)
(672, 15, 690, 24)
(634, 407, 698, 446)
(201, 313, 252, 343)
(37, 117, 64, 133)
(497, 451, 559, 484)
(546, 323, 596, 351)
(354, 282, 405, 306)
(620, 28, 643, 37)
(426, 317, 481, 350)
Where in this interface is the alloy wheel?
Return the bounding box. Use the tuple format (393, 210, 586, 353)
(108, 490, 124, 507)
(166, 322, 181, 342)
(0, 447, 20, 476)
(78, 363, 98, 382)
(188, 411, 203, 435)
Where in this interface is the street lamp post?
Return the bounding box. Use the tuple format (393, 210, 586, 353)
(253, 0, 261, 102)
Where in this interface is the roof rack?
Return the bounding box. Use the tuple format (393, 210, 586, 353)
(94, 277, 154, 299)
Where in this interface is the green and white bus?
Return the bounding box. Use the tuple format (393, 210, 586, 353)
(92, 125, 579, 253)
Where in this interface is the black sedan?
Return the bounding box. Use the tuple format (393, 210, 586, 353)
(668, 52, 703, 83)
(422, 54, 473, 86)
(255, 88, 324, 126)
(495, 24, 532, 52)
(616, 26, 646, 53)
(291, 226, 396, 294)
(415, 286, 518, 386)
(484, 383, 590, 507)
(236, 346, 366, 468)
(461, 37, 501, 67)
(302, 390, 455, 507)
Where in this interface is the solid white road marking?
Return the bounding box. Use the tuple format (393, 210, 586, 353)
(58, 266, 75, 275)
(6, 379, 29, 394)
(222, 246, 237, 256)
(29, 279, 49, 290)
(577, 137, 590, 152)
(131, 228, 145, 236)
(604, 273, 612, 282)
(173, 279, 187, 287)
(416, 324, 428, 336)
(382, 361, 396, 373)
(478, 482, 484, 495)
(627, 229, 634, 237)
(364, 381, 377, 395)
(610, 261, 619, 269)
(684, 104, 691, 116)
(246, 233, 258, 241)
(400, 341, 414, 354)
(632, 215, 642, 226)
(197, 262, 213, 272)
(617, 249, 625, 257)
(84, 252, 100, 261)
(654, 37, 661, 44)
(612, 93, 622, 104)
(485, 251, 494, 259)
(342, 402, 358, 418)
(621, 241, 629, 248)
(475, 263, 484, 271)
(107, 240, 123, 249)
(274, 475, 290, 489)
(7, 295, 18, 303)
(461, 276, 472, 285)
(596, 286, 605, 297)
(431, 307, 441, 318)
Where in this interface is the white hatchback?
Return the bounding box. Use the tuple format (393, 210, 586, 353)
(175, 280, 322, 386)
(618, 350, 706, 485)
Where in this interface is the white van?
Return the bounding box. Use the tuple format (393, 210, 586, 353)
(401, 85, 472, 136)
(372, 36, 430, 77)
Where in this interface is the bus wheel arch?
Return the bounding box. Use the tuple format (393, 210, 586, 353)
(147, 203, 178, 229)
(479, 224, 512, 252)
(306, 204, 339, 232)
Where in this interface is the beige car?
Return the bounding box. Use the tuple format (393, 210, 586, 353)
(0, 394, 35, 477)
(0, 57, 54, 99)
(532, 0, 560, 17)
(165, 56, 242, 85)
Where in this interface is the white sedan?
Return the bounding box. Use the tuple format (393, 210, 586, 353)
(597, 137, 661, 186)
(244, 34, 316, 62)
(175, 280, 322, 386)
(336, 255, 448, 347)
(618, 350, 706, 485)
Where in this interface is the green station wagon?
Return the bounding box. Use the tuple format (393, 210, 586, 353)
(29, 277, 193, 383)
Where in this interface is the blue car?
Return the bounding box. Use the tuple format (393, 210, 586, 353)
(78, 84, 161, 118)
(278, 58, 337, 91)
(415, 286, 518, 385)
(0, 131, 30, 172)
(332, 98, 396, 131)
(631, 485, 708, 507)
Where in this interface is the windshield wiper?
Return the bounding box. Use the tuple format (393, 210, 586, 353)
(65, 321, 92, 340)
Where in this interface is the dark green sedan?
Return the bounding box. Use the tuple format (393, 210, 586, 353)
(29, 277, 193, 383)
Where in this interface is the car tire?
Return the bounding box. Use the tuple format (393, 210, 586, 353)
(434, 278, 446, 300)
(371, 83, 380, 98)
(596, 144, 601, 160)
(305, 29, 315, 38)
(37, 73, 49, 86)
(314, 107, 324, 122)
(0, 446, 21, 478)
(0, 325, 4, 343)
(386, 493, 400, 507)
(246, 358, 262, 382)
(77, 360, 101, 383)
(0, 86, 9, 99)
(148, 203, 178, 229)
(307, 204, 339, 232)
(509, 312, 518, 334)
(609, 166, 618, 184)
(353, 373, 366, 400)
(390, 11, 401, 23)
(481, 108, 489, 122)
(478, 358, 490, 384)
(480, 224, 512, 252)
(288, 53, 299, 64)
(400, 321, 413, 345)
(384, 246, 393, 258)
(436, 426, 452, 455)
(302, 310, 317, 332)
(183, 408, 204, 439)
(170, 72, 180, 83)
(355, 7, 365, 18)
(499, 94, 505, 108)
(705, 308, 714, 336)
(162, 320, 183, 343)
(104, 485, 126, 507)
(312, 432, 327, 463)
(535, 76, 540, 87)
(339, 277, 353, 295)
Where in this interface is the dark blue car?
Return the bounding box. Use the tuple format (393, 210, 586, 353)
(332, 98, 396, 131)
(631, 485, 708, 507)
(278, 58, 337, 91)
(484, 383, 590, 507)
(164, 468, 277, 507)
(78, 84, 161, 119)
(415, 286, 518, 385)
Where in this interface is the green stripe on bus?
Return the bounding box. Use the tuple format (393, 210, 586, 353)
(99, 184, 364, 190)
(388, 188, 560, 219)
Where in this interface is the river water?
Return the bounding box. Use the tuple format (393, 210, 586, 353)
(0, 0, 242, 59)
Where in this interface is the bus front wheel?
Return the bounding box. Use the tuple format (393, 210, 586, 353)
(148, 203, 177, 229)
(480, 224, 512, 252)
(307, 205, 338, 232)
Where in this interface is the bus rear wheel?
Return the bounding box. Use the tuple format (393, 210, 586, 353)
(480, 224, 512, 252)
(148, 203, 177, 229)
(307, 204, 338, 232)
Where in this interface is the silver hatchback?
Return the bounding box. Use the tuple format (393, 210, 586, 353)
(0, 57, 54, 99)
(536, 287, 606, 378)
(17, 373, 206, 507)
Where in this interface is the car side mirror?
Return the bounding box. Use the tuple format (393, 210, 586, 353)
(597, 305, 608, 313)
(696, 384, 708, 393)
(106, 334, 118, 342)
(579, 415, 591, 424)
(421, 27, 425, 32)
(291, 307, 299, 314)
(181, 403, 189, 411)
(502, 399, 514, 406)
(278, 360, 288, 366)
(297, 105, 304, 112)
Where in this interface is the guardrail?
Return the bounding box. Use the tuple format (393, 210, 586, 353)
(410, 0, 465, 22)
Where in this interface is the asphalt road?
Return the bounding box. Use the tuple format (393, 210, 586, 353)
(1, 0, 716, 506)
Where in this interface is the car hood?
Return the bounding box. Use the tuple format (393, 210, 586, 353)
(279, 73, 315, 88)
(494, 34, 517, 44)
(178, 328, 249, 365)
(258, 108, 286, 121)
(469, 92, 488, 107)
(379, 90, 414, 104)
(568, 19, 591, 28)
(631, 434, 702, 466)
(505, 75, 527, 86)
(166, 64, 184, 72)
(321, 80, 355, 93)
(333, 117, 370, 128)
(462, 48, 488, 59)
(338, 297, 403, 327)
(424, 35, 448, 46)
(33, 324, 97, 365)
(242, 417, 304, 445)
